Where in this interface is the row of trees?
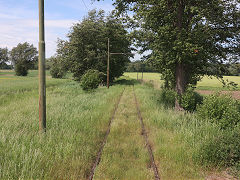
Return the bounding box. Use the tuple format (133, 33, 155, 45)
(0, 42, 38, 76)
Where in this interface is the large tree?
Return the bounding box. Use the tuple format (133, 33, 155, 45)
(0, 48, 9, 69)
(10, 42, 38, 76)
(105, 0, 240, 110)
(57, 10, 132, 82)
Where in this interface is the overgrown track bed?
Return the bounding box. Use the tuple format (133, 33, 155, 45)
(133, 85, 160, 180)
(88, 88, 125, 180)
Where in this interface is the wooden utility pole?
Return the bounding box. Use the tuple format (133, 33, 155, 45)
(107, 38, 110, 89)
(107, 38, 134, 88)
(38, 0, 46, 132)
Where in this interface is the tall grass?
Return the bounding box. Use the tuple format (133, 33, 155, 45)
(134, 84, 239, 179)
(0, 75, 124, 179)
(94, 87, 154, 179)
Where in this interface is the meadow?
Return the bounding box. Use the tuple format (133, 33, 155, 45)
(0, 70, 125, 179)
(124, 72, 240, 91)
(0, 70, 239, 179)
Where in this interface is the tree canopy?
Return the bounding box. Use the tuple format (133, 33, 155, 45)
(11, 42, 38, 76)
(0, 48, 9, 69)
(101, 0, 240, 109)
(57, 10, 132, 82)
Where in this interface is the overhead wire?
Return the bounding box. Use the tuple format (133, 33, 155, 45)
(81, 0, 89, 11)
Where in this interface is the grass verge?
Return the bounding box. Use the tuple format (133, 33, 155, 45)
(133, 83, 238, 179)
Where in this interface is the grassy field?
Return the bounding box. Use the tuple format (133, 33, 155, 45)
(124, 72, 240, 90)
(0, 70, 125, 179)
(1, 70, 238, 179)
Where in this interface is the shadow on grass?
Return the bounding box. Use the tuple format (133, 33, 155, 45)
(113, 78, 141, 86)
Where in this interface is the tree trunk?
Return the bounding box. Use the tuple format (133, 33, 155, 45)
(175, 63, 187, 111)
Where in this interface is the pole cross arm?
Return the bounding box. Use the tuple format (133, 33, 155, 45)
(110, 53, 135, 55)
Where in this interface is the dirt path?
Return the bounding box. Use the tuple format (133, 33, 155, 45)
(90, 86, 159, 180)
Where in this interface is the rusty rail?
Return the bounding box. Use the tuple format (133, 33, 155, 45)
(133, 85, 160, 180)
(88, 88, 125, 180)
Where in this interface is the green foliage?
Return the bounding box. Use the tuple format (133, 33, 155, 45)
(112, 0, 240, 93)
(11, 42, 38, 76)
(196, 126, 240, 168)
(197, 94, 240, 129)
(0, 74, 123, 179)
(179, 90, 203, 112)
(80, 69, 101, 91)
(125, 60, 156, 72)
(56, 10, 132, 82)
(15, 63, 28, 76)
(0, 47, 9, 69)
(155, 88, 176, 108)
(156, 88, 203, 111)
(228, 63, 240, 76)
(50, 56, 67, 78)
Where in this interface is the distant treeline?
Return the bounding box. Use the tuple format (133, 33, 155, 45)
(125, 60, 157, 72)
(223, 63, 240, 76)
(125, 60, 240, 76)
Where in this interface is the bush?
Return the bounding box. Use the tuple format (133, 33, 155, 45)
(80, 70, 101, 91)
(50, 64, 66, 79)
(50, 57, 67, 78)
(196, 126, 240, 168)
(157, 88, 203, 111)
(15, 63, 28, 76)
(156, 88, 176, 108)
(98, 72, 106, 85)
(179, 90, 203, 112)
(197, 93, 240, 129)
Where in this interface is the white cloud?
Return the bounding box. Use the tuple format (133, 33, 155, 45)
(0, 0, 115, 57)
(0, 15, 77, 57)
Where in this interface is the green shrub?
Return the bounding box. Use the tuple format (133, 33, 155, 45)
(50, 64, 66, 78)
(197, 93, 240, 129)
(157, 88, 203, 111)
(50, 57, 67, 78)
(156, 88, 176, 108)
(195, 126, 240, 168)
(80, 70, 101, 91)
(15, 63, 28, 76)
(179, 90, 203, 112)
(98, 72, 106, 85)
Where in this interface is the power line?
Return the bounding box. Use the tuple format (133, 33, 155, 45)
(81, 0, 89, 11)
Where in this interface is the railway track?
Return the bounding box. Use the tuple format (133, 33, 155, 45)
(88, 86, 160, 180)
(133, 85, 160, 180)
(88, 88, 125, 180)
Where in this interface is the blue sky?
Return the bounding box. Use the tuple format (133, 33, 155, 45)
(0, 0, 115, 57)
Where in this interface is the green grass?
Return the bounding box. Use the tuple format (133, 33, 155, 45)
(1, 70, 238, 179)
(0, 70, 125, 179)
(0, 70, 67, 95)
(124, 72, 240, 90)
(197, 76, 240, 90)
(134, 83, 240, 179)
(94, 86, 154, 180)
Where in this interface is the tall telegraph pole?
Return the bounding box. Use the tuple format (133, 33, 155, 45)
(38, 0, 46, 132)
(107, 38, 110, 89)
